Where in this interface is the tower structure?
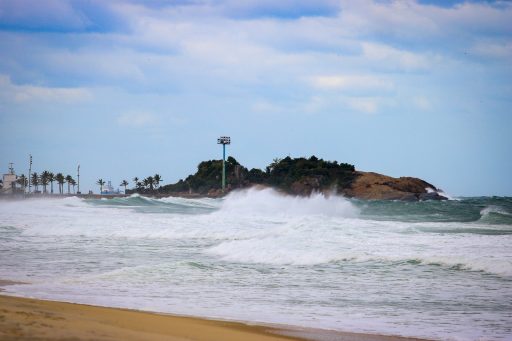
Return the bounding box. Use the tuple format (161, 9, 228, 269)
(217, 136, 231, 191)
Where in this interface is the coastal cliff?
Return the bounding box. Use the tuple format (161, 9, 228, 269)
(151, 156, 447, 201)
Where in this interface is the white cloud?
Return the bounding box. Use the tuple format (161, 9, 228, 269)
(310, 74, 393, 91)
(117, 112, 157, 127)
(0, 75, 92, 103)
(361, 42, 432, 71)
(340, 0, 512, 42)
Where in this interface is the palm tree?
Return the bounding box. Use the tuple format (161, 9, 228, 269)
(65, 175, 73, 194)
(146, 176, 155, 191)
(41, 170, 50, 193)
(55, 173, 65, 194)
(17, 174, 28, 193)
(97, 179, 105, 194)
(120, 180, 129, 193)
(48, 172, 55, 194)
(70, 179, 77, 194)
(31, 172, 39, 192)
(154, 174, 162, 188)
(133, 177, 139, 187)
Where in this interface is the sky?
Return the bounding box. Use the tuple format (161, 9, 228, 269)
(0, 0, 511, 196)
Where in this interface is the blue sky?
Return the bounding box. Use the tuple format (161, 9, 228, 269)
(0, 0, 511, 196)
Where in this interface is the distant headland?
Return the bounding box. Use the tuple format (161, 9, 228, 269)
(127, 156, 447, 201)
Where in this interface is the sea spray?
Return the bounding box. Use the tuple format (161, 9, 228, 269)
(218, 187, 359, 218)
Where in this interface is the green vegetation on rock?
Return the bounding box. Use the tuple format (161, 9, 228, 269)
(159, 155, 356, 196)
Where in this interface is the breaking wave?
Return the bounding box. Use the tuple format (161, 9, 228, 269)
(218, 187, 359, 218)
(479, 205, 512, 225)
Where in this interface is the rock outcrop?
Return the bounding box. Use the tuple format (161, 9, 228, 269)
(154, 156, 447, 201)
(342, 172, 447, 201)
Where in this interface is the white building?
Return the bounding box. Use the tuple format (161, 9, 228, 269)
(1, 164, 18, 195)
(101, 180, 120, 195)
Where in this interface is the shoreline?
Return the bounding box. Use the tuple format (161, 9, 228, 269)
(0, 191, 214, 200)
(0, 292, 430, 341)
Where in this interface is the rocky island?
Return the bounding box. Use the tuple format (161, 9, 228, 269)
(130, 156, 447, 201)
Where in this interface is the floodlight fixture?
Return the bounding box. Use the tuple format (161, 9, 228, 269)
(217, 136, 231, 145)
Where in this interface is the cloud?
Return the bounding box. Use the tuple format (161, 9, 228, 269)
(0, 0, 125, 32)
(339, 1, 512, 43)
(0, 0, 510, 114)
(471, 40, 512, 60)
(117, 112, 157, 127)
(0, 74, 92, 103)
(310, 75, 393, 91)
(361, 42, 433, 71)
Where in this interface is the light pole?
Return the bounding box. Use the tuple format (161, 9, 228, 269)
(217, 136, 231, 191)
(28, 154, 32, 194)
(77, 164, 80, 194)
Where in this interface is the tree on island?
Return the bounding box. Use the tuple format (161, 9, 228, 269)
(120, 180, 129, 193)
(55, 173, 65, 194)
(133, 177, 139, 187)
(154, 174, 162, 188)
(97, 179, 105, 194)
(65, 175, 74, 194)
(31, 172, 39, 192)
(144, 176, 155, 191)
(159, 155, 356, 196)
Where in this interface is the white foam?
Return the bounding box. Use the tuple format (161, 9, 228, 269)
(481, 205, 511, 217)
(219, 187, 359, 218)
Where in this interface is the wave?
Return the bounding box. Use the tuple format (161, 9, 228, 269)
(218, 188, 359, 218)
(479, 205, 512, 225)
(87, 194, 219, 214)
(2, 192, 511, 278)
(206, 237, 512, 277)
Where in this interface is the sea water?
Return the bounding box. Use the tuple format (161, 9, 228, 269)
(0, 188, 511, 341)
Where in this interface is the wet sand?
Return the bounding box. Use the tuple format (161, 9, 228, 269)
(0, 294, 430, 341)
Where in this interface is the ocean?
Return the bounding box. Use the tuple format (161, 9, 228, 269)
(0, 188, 511, 340)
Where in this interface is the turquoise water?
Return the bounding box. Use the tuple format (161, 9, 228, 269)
(0, 189, 511, 340)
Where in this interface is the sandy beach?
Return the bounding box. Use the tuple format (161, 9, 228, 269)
(0, 293, 428, 341)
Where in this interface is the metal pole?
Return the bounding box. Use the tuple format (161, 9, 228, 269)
(28, 154, 32, 194)
(222, 144, 226, 191)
